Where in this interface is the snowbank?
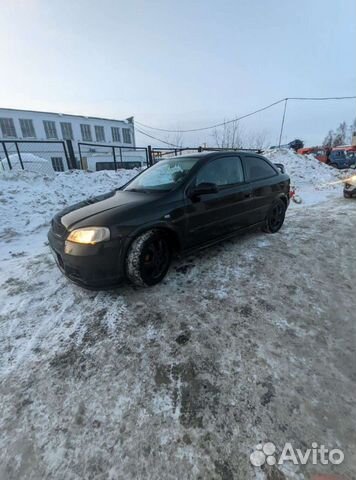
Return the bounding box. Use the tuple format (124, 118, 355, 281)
(0, 168, 139, 249)
(0, 153, 55, 175)
(264, 148, 349, 205)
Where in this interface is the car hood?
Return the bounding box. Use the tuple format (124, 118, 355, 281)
(58, 190, 154, 230)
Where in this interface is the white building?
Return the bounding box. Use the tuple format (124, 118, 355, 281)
(0, 108, 145, 172)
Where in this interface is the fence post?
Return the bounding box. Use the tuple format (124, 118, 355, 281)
(119, 147, 123, 168)
(78, 143, 84, 170)
(2, 142, 12, 170)
(112, 146, 117, 171)
(147, 145, 153, 166)
(65, 140, 77, 169)
(198, 146, 202, 152)
(14, 142, 24, 169)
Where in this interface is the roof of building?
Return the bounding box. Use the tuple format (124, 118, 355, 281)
(0, 107, 133, 124)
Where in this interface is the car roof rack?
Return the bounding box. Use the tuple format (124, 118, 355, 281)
(199, 147, 263, 153)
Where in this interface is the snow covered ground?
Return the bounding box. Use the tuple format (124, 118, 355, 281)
(0, 151, 355, 480)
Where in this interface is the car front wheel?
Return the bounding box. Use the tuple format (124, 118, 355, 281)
(125, 230, 171, 287)
(262, 199, 286, 233)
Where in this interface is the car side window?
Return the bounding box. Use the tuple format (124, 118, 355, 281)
(244, 156, 277, 181)
(195, 156, 244, 187)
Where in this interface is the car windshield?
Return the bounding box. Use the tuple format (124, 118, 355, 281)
(124, 157, 199, 192)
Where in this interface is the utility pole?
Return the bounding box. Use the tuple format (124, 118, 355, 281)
(278, 98, 288, 148)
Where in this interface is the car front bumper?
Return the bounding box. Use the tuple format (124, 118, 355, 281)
(48, 229, 126, 289)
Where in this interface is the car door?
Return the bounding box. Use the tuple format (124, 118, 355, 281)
(242, 154, 282, 223)
(184, 155, 255, 248)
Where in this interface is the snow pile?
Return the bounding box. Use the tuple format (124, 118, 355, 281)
(0, 168, 139, 250)
(265, 148, 348, 205)
(0, 153, 55, 175)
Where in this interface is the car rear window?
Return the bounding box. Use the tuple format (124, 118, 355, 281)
(244, 156, 277, 181)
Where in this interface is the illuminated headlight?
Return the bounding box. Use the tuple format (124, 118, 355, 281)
(343, 175, 356, 186)
(67, 227, 110, 245)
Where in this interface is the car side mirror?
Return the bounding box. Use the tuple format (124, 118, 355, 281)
(189, 182, 218, 197)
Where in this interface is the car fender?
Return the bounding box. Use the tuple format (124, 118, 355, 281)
(121, 221, 183, 260)
(275, 192, 290, 208)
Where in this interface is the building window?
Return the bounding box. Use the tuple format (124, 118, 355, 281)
(122, 128, 132, 144)
(95, 125, 105, 142)
(51, 157, 64, 172)
(43, 120, 58, 139)
(80, 124, 92, 142)
(0, 118, 17, 138)
(60, 122, 73, 140)
(19, 119, 36, 138)
(111, 127, 121, 142)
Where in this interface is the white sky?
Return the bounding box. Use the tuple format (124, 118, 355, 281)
(0, 0, 355, 147)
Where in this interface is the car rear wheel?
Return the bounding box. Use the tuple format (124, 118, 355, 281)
(330, 163, 338, 169)
(125, 230, 171, 287)
(262, 199, 286, 233)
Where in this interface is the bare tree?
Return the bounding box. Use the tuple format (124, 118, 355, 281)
(323, 130, 334, 148)
(166, 130, 184, 149)
(333, 121, 348, 146)
(211, 121, 269, 150)
(247, 130, 269, 150)
(323, 119, 356, 147)
(212, 120, 244, 148)
(348, 118, 356, 144)
(332, 121, 347, 147)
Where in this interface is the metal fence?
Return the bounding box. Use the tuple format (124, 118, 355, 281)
(78, 143, 150, 171)
(0, 140, 70, 174)
(0, 140, 151, 174)
(0, 140, 265, 174)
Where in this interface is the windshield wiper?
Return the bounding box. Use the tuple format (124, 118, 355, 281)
(126, 188, 150, 193)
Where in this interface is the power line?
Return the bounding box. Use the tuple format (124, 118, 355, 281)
(135, 127, 180, 147)
(288, 96, 356, 100)
(135, 95, 356, 134)
(135, 98, 285, 133)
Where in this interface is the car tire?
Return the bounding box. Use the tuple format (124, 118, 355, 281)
(125, 230, 171, 287)
(343, 191, 350, 198)
(330, 163, 338, 169)
(262, 199, 286, 234)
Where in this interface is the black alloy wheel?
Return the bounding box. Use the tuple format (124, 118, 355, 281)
(263, 199, 286, 233)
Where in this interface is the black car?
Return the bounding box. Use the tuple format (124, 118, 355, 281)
(48, 151, 290, 288)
